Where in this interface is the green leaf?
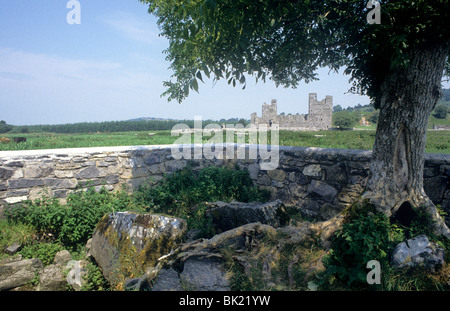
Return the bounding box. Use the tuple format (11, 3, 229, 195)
(206, 0, 217, 10)
(191, 78, 199, 92)
(201, 63, 210, 78)
(196, 71, 204, 82)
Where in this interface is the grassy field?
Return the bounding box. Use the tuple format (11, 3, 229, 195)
(1, 129, 449, 154)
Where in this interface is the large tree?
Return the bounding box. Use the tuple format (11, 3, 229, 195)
(141, 0, 450, 237)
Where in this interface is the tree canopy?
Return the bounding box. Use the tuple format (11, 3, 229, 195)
(141, 0, 449, 106)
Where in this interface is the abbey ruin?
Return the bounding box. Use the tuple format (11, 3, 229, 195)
(251, 93, 333, 131)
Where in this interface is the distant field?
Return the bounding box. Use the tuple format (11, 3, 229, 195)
(0, 129, 449, 154)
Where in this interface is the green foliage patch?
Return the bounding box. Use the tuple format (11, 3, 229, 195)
(320, 200, 450, 290)
(134, 165, 270, 237)
(6, 187, 145, 250)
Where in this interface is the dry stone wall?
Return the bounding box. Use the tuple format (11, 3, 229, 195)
(0, 145, 449, 225)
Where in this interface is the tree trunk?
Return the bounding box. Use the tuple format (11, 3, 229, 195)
(362, 44, 450, 238)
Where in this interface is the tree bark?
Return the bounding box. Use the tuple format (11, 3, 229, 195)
(362, 43, 450, 238)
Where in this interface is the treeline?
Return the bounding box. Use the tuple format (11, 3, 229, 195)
(0, 118, 249, 134)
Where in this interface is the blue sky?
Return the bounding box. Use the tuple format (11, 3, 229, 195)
(1, 1, 382, 126)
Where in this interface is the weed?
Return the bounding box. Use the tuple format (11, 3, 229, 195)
(20, 242, 64, 266)
(319, 200, 450, 290)
(134, 165, 270, 237)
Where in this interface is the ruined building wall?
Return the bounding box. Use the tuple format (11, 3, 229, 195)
(251, 93, 333, 131)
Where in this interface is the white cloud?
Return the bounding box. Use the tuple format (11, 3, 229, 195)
(0, 48, 168, 125)
(98, 12, 163, 45)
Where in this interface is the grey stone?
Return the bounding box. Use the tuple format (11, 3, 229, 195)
(5, 243, 22, 255)
(4, 196, 28, 204)
(5, 190, 29, 197)
(151, 268, 183, 291)
(165, 160, 187, 172)
(209, 200, 289, 232)
(247, 163, 260, 180)
(104, 174, 119, 184)
(54, 250, 72, 266)
(76, 166, 101, 179)
(391, 235, 445, 271)
(8, 179, 45, 189)
(0, 168, 14, 179)
(54, 170, 74, 178)
(43, 178, 77, 189)
(423, 176, 447, 204)
(37, 264, 66, 291)
(53, 190, 68, 198)
(143, 153, 162, 165)
(307, 180, 338, 203)
(326, 163, 348, 189)
(0, 258, 43, 291)
(443, 165, 450, 177)
(4, 161, 24, 168)
(257, 174, 271, 186)
(23, 164, 53, 178)
(267, 169, 286, 181)
(180, 257, 230, 291)
(303, 164, 322, 177)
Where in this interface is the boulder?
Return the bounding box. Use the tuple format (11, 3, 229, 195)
(151, 268, 183, 291)
(54, 250, 72, 266)
(208, 200, 289, 232)
(126, 222, 277, 291)
(90, 211, 187, 286)
(36, 264, 66, 291)
(391, 235, 445, 271)
(307, 180, 338, 203)
(180, 257, 230, 291)
(0, 258, 43, 291)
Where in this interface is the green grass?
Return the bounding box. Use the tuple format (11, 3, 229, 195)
(0, 129, 449, 154)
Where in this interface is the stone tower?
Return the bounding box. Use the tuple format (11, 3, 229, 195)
(307, 93, 333, 130)
(250, 93, 333, 131)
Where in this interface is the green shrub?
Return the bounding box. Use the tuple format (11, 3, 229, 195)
(59, 187, 144, 247)
(6, 187, 145, 249)
(320, 201, 450, 290)
(6, 194, 67, 237)
(322, 211, 394, 289)
(20, 242, 64, 266)
(0, 220, 36, 261)
(134, 165, 270, 234)
(81, 260, 110, 291)
(432, 104, 448, 119)
(332, 111, 359, 128)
